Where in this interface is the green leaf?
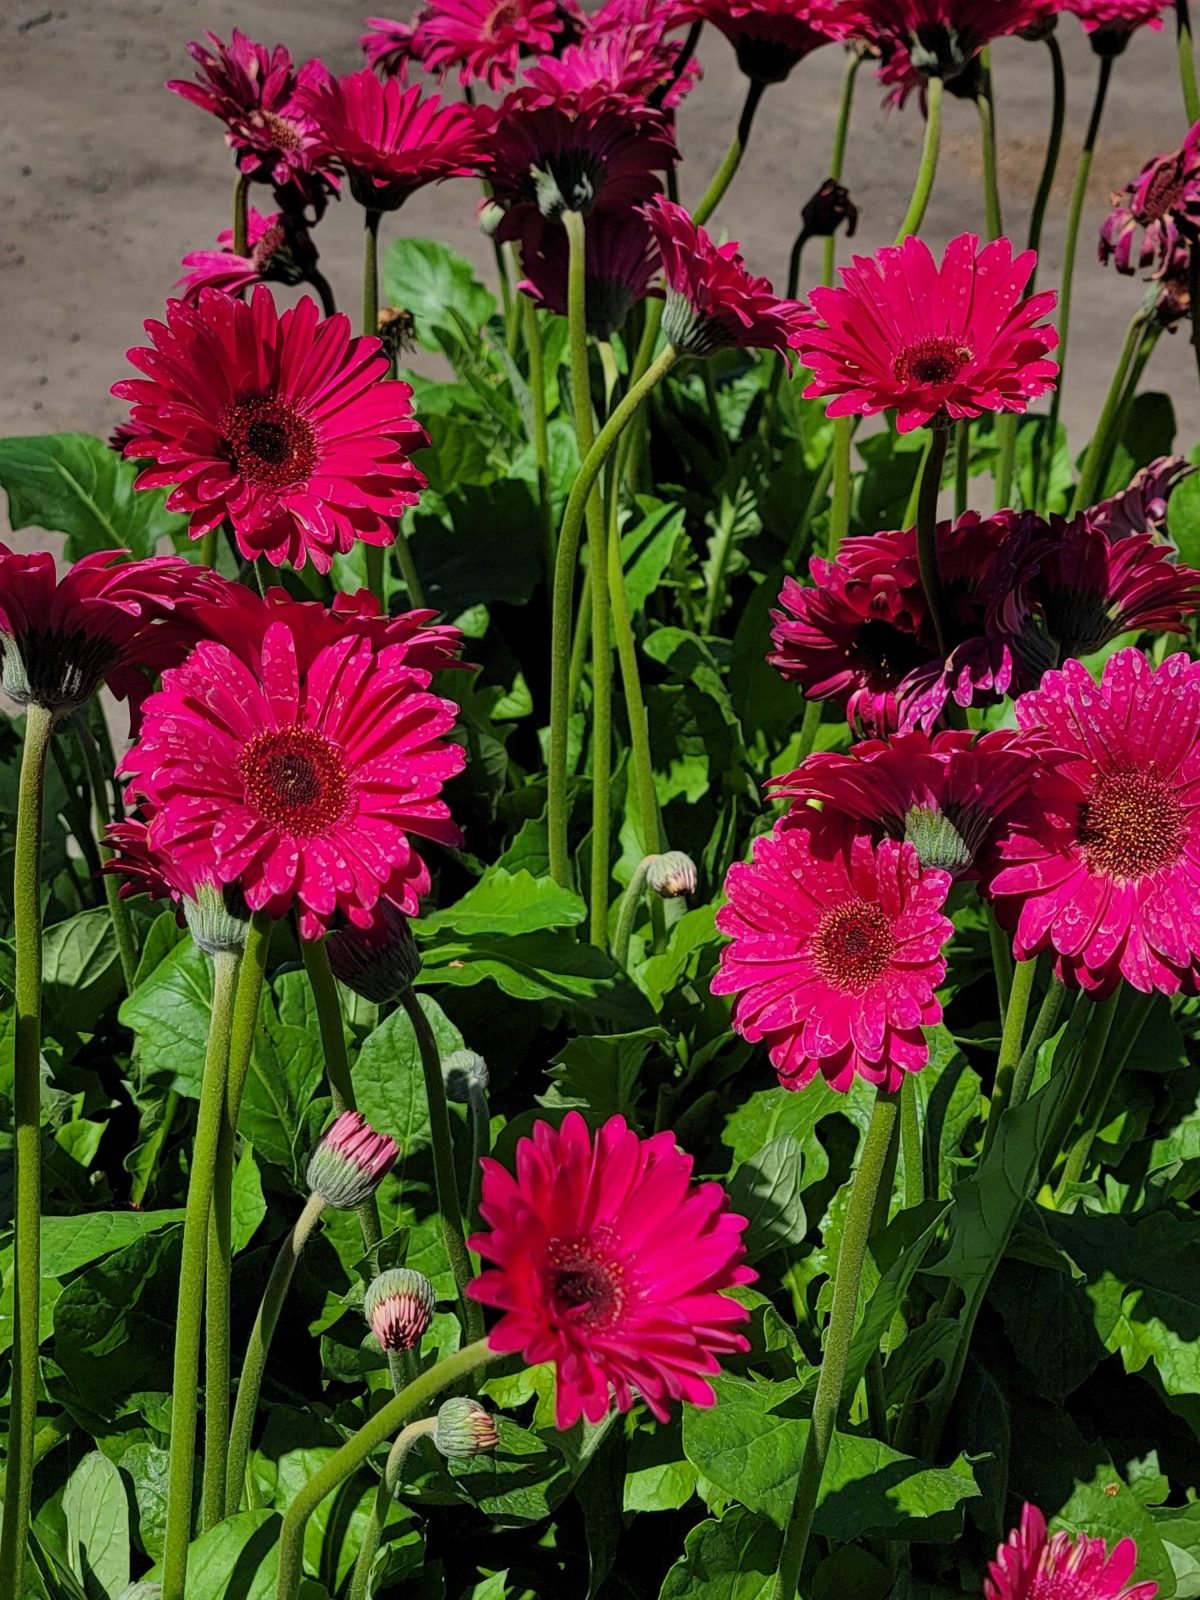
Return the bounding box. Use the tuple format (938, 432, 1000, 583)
(728, 1135, 808, 1262)
(353, 993, 464, 1162)
(240, 971, 328, 1180)
(119, 939, 214, 1098)
(418, 932, 655, 1029)
(1157, 1503, 1200, 1600)
(118, 1442, 170, 1563)
(0, 433, 186, 560)
(624, 1421, 698, 1514)
(543, 1029, 666, 1121)
(231, 1145, 266, 1254)
(41, 1211, 185, 1280)
(621, 499, 686, 611)
(1056, 1470, 1176, 1599)
(61, 1451, 129, 1599)
(161, 1509, 327, 1600)
(659, 1506, 779, 1600)
(383, 239, 496, 350)
(419, 867, 585, 938)
(42, 909, 122, 1038)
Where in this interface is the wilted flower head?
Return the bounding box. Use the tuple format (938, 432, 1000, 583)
(518, 208, 661, 338)
(364, 1267, 437, 1351)
(308, 1110, 398, 1209)
(442, 1048, 489, 1101)
(1100, 122, 1200, 278)
(800, 178, 859, 241)
(1085, 455, 1195, 538)
(327, 899, 423, 1002)
(985, 1503, 1158, 1600)
(174, 208, 319, 302)
(679, 0, 847, 82)
(434, 1397, 500, 1457)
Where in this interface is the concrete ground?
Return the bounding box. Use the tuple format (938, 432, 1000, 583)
(2, 2, 1198, 470)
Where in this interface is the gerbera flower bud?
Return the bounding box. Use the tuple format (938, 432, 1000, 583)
(646, 851, 697, 898)
(306, 1111, 398, 1209)
(442, 1048, 489, 1102)
(469, 1111, 754, 1428)
(364, 1267, 437, 1351)
(433, 1397, 499, 1458)
(800, 178, 858, 241)
(327, 900, 422, 1003)
(985, 1502, 1158, 1600)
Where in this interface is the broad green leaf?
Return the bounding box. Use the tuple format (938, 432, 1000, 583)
(159, 1508, 327, 1600)
(621, 499, 686, 612)
(418, 932, 655, 1030)
(1056, 1469, 1176, 1598)
(624, 1421, 697, 1514)
(41, 1211, 185, 1280)
(240, 970, 328, 1180)
(231, 1145, 266, 1254)
(62, 1452, 129, 1598)
(353, 993, 464, 1162)
(119, 1442, 169, 1563)
(43, 909, 122, 1038)
(843, 1200, 949, 1399)
(383, 238, 496, 350)
(1157, 1504, 1200, 1600)
(419, 867, 585, 938)
(119, 939, 214, 1098)
(728, 1135, 808, 1262)
(659, 1507, 779, 1600)
(0, 432, 187, 560)
(543, 1029, 667, 1121)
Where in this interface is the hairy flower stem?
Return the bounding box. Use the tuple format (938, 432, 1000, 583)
(895, 76, 944, 244)
(73, 714, 138, 991)
(466, 1079, 490, 1229)
(1179, 0, 1200, 121)
(1008, 974, 1069, 1117)
(225, 1192, 327, 1516)
(1072, 303, 1152, 514)
(771, 1091, 901, 1600)
(0, 705, 55, 1599)
(547, 330, 679, 892)
(613, 855, 658, 970)
(606, 457, 662, 862)
(347, 1418, 438, 1600)
(900, 1075, 925, 1208)
(161, 948, 242, 1600)
(1056, 991, 1155, 1202)
(1027, 37, 1066, 290)
(398, 987, 482, 1340)
(524, 296, 555, 586)
(915, 418, 952, 657)
(823, 52, 862, 287)
(694, 78, 765, 229)
(976, 54, 1003, 241)
(233, 170, 250, 258)
(955, 421, 970, 516)
(828, 418, 853, 556)
(983, 958, 1038, 1155)
(274, 1338, 497, 1599)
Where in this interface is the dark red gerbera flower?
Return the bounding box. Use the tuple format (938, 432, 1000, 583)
(680, 0, 848, 83)
(518, 208, 661, 337)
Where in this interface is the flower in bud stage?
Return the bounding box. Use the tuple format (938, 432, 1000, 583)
(364, 1267, 436, 1352)
(442, 1048, 489, 1102)
(307, 1110, 398, 1209)
(327, 899, 422, 1003)
(434, 1396, 500, 1458)
(647, 851, 698, 899)
(801, 179, 858, 241)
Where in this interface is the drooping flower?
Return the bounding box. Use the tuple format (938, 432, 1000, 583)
(298, 70, 492, 212)
(468, 1111, 754, 1428)
(680, 0, 848, 83)
(642, 197, 811, 361)
(418, 0, 567, 90)
(846, 0, 1058, 78)
(443, 1048, 490, 1100)
(986, 649, 1200, 995)
(327, 896, 423, 1002)
(119, 614, 463, 941)
(793, 233, 1059, 433)
(485, 87, 677, 239)
(713, 825, 953, 1092)
(770, 728, 1039, 879)
(1062, 0, 1168, 53)
(174, 208, 319, 302)
(360, 16, 424, 77)
(104, 813, 249, 955)
(1100, 122, 1200, 278)
(985, 1503, 1158, 1600)
(517, 208, 661, 338)
(0, 548, 222, 719)
(113, 287, 427, 573)
(799, 179, 859, 243)
(308, 1110, 398, 1209)
(166, 30, 329, 189)
(1084, 455, 1195, 538)
(364, 1267, 437, 1351)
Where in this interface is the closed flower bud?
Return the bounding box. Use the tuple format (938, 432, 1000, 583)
(364, 1267, 436, 1352)
(307, 1110, 397, 1210)
(327, 900, 421, 1004)
(183, 881, 250, 956)
(800, 180, 858, 242)
(647, 851, 697, 899)
(442, 1048, 489, 1102)
(478, 198, 506, 237)
(434, 1396, 499, 1458)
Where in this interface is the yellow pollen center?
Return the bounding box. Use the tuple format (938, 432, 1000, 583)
(1078, 765, 1186, 882)
(812, 899, 895, 992)
(891, 334, 973, 387)
(546, 1229, 626, 1331)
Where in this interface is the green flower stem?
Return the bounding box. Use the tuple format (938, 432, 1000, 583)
(274, 1338, 496, 1599)
(894, 75, 944, 244)
(606, 455, 661, 862)
(466, 1081, 490, 1229)
(0, 705, 55, 1600)
(1056, 990, 1154, 1202)
(771, 1090, 901, 1600)
(983, 957, 1038, 1155)
(977, 54, 1003, 240)
(1027, 36, 1067, 289)
(823, 51, 863, 287)
(225, 1191, 327, 1517)
(1179, 0, 1200, 122)
(954, 421, 970, 516)
(363, 207, 381, 337)
(524, 295, 555, 586)
(161, 948, 242, 1600)
(693, 78, 765, 229)
(784, 453, 835, 568)
(1072, 303, 1151, 514)
(900, 1074, 924, 1208)
(1007, 975, 1069, 1118)
(346, 1418, 437, 1600)
(233, 171, 250, 258)
(568, 572, 592, 714)
(199, 527, 219, 569)
(613, 855, 658, 970)
(547, 329, 679, 892)
(987, 906, 1014, 1019)
(914, 418, 953, 657)
(72, 714, 138, 992)
(994, 417, 1018, 512)
(828, 417, 854, 557)
(1040, 989, 1121, 1192)
(1042, 56, 1113, 492)
(398, 987, 481, 1341)
(903, 429, 933, 531)
(703, 361, 731, 470)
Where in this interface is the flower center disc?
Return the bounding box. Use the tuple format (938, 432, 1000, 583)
(813, 899, 895, 992)
(891, 334, 973, 387)
(253, 109, 306, 153)
(1078, 765, 1186, 881)
(239, 726, 349, 836)
(852, 619, 928, 685)
(223, 397, 318, 489)
(489, 0, 523, 27)
(1142, 157, 1187, 222)
(547, 1231, 626, 1331)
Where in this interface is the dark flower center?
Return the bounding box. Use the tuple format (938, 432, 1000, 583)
(253, 109, 305, 154)
(546, 1230, 626, 1331)
(239, 726, 349, 836)
(812, 900, 895, 992)
(892, 334, 973, 387)
(1079, 765, 1186, 881)
(852, 619, 929, 685)
(1141, 156, 1187, 222)
(489, 0, 524, 29)
(222, 397, 318, 489)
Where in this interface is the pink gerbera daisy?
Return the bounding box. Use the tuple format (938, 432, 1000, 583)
(523, 22, 701, 108)
(986, 1504, 1158, 1600)
(680, 0, 848, 83)
(0, 548, 223, 719)
(360, 16, 424, 77)
(793, 233, 1059, 433)
(299, 70, 492, 212)
(1062, 0, 1168, 51)
(105, 812, 250, 955)
(467, 1111, 754, 1428)
(174, 208, 319, 302)
(1085, 455, 1195, 538)
(113, 286, 427, 573)
(642, 197, 811, 361)
(518, 208, 661, 337)
(714, 824, 953, 1092)
(166, 30, 329, 190)
(986, 649, 1200, 995)
(120, 613, 464, 941)
(846, 0, 1057, 77)
(1101, 123, 1200, 278)
(770, 727, 1039, 878)
(418, 0, 567, 90)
